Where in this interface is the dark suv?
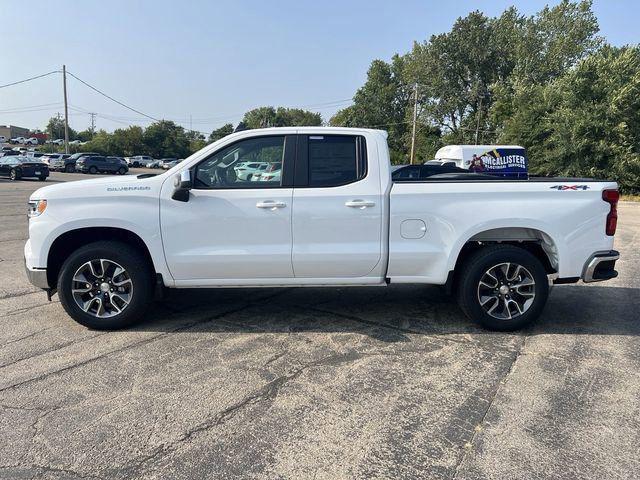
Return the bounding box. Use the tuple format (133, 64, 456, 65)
(76, 156, 129, 175)
(51, 152, 100, 172)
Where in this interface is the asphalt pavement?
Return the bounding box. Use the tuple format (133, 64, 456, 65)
(1, 171, 639, 479)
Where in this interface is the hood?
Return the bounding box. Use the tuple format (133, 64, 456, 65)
(29, 173, 165, 201)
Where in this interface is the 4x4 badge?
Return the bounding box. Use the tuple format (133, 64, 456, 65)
(549, 185, 590, 190)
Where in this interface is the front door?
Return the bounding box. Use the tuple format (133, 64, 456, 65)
(160, 135, 295, 282)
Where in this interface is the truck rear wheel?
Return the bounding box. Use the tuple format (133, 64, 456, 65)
(456, 245, 549, 331)
(57, 241, 154, 330)
(65, 164, 74, 173)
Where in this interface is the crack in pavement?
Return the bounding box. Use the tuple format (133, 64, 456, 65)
(3, 300, 59, 317)
(0, 328, 57, 348)
(0, 289, 41, 301)
(116, 349, 366, 478)
(451, 333, 529, 480)
(0, 290, 290, 393)
(0, 331, 106, 369)
(117, 343, 462, 478)
(0, 465, 108, 480)
(305, 305, 521, 353)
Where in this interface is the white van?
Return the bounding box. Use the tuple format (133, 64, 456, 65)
(434, 145, 528, 177)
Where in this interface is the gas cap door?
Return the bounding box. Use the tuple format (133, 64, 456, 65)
(401, 219, 427, 239)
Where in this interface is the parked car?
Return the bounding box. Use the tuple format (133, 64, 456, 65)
(69, 140, 82, 146)
(41, 153, 70, 166)
(0, 155, 48, 181)
(10, 136, 26, 144)
(24, 137, 39, 145)
(129, 155, 154, 167)
(0, 150, 19, 157)
(234, 161, 269, 181)
(76, 155, 128, 175)
(256, 162, 282, 182)
(148, 159, 163, 169)
(160, 158, 180, 169)
(25, 127, 620, 331)
(50, 152, 100, 172)
(46, 139, 65, 145)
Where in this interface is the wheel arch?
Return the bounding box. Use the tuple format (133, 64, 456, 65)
(47, 227, 156, 288)
(447, 226, 559, 293)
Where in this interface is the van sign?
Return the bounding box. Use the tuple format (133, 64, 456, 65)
(471, 147, 528, 179)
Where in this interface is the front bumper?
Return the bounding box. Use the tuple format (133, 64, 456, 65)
(24, 259, 49, 288)
(582, 250, 619, 283)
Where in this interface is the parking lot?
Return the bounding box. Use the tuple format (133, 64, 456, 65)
(1, 171, 639, 479)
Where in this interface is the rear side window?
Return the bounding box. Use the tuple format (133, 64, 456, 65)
(307, 135, 366, 187)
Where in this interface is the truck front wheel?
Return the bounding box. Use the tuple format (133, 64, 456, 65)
(457, 245, 549, 331)
(57, 241, 154, 330)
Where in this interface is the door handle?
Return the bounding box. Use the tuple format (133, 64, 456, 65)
(345, 200, 375, 209)
(256, 200, 286, 210)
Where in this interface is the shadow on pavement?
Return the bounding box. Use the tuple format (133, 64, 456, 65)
(130, 284, 640, 341)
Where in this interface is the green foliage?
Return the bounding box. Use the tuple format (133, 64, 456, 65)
(522, 46, 640, 192)
(45, 116, 76, 141)
(332, 0, 639, 191)
(209, 123, 234, 142)
(330, 56, 410, 162)
(242, 107, 322, 128)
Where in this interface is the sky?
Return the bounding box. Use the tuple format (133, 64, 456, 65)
(1, 0, 638, 136)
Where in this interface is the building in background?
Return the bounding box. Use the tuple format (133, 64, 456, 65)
(0, 124, 30, 140)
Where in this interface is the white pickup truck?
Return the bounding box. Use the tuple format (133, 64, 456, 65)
(25, 127, 620, 331)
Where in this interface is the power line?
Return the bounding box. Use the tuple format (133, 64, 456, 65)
(0, 102, 63, 113)
(0, 70, 60, 89)
(65, 70, 160, 122)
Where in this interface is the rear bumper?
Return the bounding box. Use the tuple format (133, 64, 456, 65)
(582, 250, 619, 283)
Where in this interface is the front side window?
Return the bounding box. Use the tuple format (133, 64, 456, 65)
(195, 136, 285, 188)
(308, 135, 365, 187)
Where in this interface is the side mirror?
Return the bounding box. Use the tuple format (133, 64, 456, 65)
(172, 170, 192, 202)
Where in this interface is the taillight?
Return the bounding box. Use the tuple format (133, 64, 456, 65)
(602, 189, 619, 236)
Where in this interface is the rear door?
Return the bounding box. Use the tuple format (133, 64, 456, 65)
(291, 134, 383, 278)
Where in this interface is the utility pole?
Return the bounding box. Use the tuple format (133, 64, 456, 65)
(89, 112, 96, 137)
(474, 94, 483, 145)
(409, 82, 418, 165)
(62, 65, 70, 154)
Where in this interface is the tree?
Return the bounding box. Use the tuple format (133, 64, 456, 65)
(331, 56, 410, 162)
(532, 46, 640, 192)
(242, 107, 322, 128)
(209, 123, 234, 142)
(45, 115, 76, 141)
(143, 120, 191, 158)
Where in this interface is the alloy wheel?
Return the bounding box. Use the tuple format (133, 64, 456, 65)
(71, 259, 133, 318)
(477, 262, 536, 320)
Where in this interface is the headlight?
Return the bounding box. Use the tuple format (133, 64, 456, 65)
(28, 199, 47, 217)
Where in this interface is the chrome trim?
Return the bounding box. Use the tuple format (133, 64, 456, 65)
(24, 262, 49, 289)
(582, 251, 619, 283)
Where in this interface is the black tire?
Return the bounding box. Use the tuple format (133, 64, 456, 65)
(9, 168, 21, 180)
(57, 241, 154, 330)
(38, 176, 47, 181)
(65, 164, 75, 173)
(456, 245, 549, 331)
(133, 162, 139, 168)
(118, 167, 126, 175)
(89, 166, 98, 174)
